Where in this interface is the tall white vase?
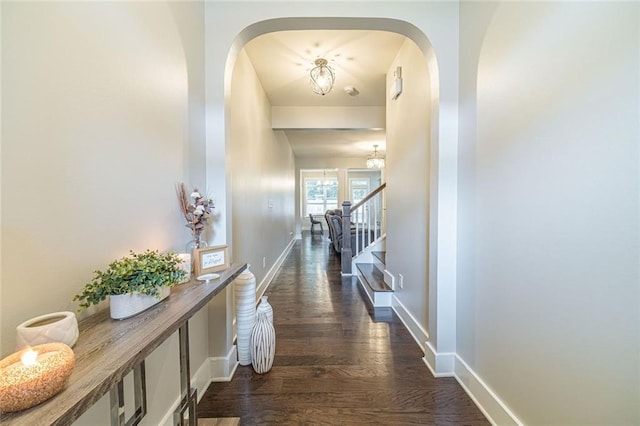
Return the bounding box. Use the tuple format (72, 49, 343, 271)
(234, 267, 256, 366)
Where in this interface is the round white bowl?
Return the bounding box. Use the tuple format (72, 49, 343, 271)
(16, 311, 79, 350)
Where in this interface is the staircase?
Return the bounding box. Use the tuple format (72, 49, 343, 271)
(340, 183, 385, 274)
(340, 182, 393, 307)
(355, 250, 393, 307)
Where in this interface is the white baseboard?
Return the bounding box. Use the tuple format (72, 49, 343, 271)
(391, 295, 428, 353)
(420, 343, 522, 426)
(256, 237, 295, 299)
(210, 345, 239, 382)
(454, 355, 523, 426)
(423, 341, 455, 377)
(192, 357, 212, 401)
(159, 346, 238, 426)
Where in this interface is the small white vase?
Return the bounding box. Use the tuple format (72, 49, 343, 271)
(109, 287, 171, 320)
(16, 311, 79, 350)
(256, 296, 273, 324)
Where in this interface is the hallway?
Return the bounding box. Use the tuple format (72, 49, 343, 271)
(198, 234, 488, 425)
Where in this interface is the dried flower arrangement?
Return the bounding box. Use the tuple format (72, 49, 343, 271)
(176, 182, 215, 247)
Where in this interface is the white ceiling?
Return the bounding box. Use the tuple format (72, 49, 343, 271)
(284, 130, 386, 157)
(243, 30, 407, 158)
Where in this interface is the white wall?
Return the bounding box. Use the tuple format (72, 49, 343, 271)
(1, 2, 211, 424)
(228, 49, 296, 287)
(457, 2, 639, 424)
(272, 106, 385, 130)
(385, 38, 431, 336)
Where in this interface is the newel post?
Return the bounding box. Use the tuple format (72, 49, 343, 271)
(341, 201, 352, 274)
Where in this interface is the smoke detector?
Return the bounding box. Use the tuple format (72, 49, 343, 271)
(344, 86, 359, 96)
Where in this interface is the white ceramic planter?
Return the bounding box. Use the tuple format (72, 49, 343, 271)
(15, 311, 79, 350)
(109, 287, 171, 320)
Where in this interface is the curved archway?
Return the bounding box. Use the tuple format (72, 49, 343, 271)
(219, 15, 453, 376)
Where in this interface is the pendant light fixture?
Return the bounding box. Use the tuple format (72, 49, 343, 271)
(366, 145, 385, 169)
(310, 58, 335, 96)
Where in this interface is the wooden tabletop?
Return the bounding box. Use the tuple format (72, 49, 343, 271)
(1, 263, 247, 426)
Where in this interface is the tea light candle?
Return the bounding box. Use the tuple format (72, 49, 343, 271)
(0, 343, 75, 413)
(178, 253, 191, 283)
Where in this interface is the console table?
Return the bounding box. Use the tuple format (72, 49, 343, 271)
(0, 262, 246, 426)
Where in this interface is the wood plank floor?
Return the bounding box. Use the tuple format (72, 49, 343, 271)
(198, 418, 240, 426)
(198, 234, 489, 425)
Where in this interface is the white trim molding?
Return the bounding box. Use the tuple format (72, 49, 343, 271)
(256, 237, 296, 299)
(391, 295, 428, 353)
(423, 341, 455, 377)
(421, 343, 523, 426)
(209, 345, 239, 383)
(191, 356, 212, 401)
(454, 355, 523, 426)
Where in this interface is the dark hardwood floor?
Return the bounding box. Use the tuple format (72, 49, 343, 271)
(198, 234, 489, 425)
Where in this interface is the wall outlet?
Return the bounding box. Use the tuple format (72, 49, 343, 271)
(262, 256, 266, 268)
(398, 273, 404, 289)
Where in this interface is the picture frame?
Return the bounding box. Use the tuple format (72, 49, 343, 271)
(194, 245, 229, 276)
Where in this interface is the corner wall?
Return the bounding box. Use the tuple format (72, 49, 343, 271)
(385, 38, 431, 339)
(228, 49, 296, 290)
(457, 2, 640, 424)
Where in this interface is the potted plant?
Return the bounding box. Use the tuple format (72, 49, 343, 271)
(73, 250, 187, 319)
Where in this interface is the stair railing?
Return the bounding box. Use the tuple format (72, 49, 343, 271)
(341, 183, 386, 274)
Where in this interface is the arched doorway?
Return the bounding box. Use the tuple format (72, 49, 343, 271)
(208, 12, 457, 378)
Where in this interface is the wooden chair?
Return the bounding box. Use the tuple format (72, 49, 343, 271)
(309, 214, 324, 235)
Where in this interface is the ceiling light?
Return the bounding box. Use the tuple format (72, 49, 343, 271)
(310, 58, 335, 96)
(366, 145, 385, 169)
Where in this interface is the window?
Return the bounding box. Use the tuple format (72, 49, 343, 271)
(349, 178, 370, 224)
(349, 179, 370, 203)
(305, 178, 338, 216)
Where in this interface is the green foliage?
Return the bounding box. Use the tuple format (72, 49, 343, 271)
(73, 250, 187, 311)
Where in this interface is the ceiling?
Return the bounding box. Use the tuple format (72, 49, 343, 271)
(243, 30, 407, 159)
